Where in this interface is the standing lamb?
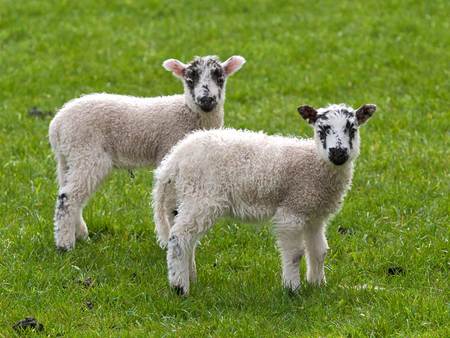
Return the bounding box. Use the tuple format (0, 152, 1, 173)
(153, 103, 376, 295)
(49, 55, 246, 251)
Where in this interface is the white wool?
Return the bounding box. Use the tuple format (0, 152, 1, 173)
(152, 103, 375, 295)
(49, 55, 246, 251)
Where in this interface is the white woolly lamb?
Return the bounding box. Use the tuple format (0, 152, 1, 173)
(153, 103, 376, 295)
(49, 55, 246, 251)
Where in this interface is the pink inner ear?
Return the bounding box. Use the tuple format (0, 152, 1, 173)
(223, 56, 245, 76)
(163, 59, 185, 77)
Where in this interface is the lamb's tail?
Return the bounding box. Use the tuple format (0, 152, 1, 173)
(152, 162, 177, 249)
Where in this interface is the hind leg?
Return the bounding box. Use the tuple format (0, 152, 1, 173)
(167, 202, 218, 295)
(55, 154, 90, 241)
(189, 242, 198, 282)
(76, 210, 89, 241)
(54, 152, 112, 250)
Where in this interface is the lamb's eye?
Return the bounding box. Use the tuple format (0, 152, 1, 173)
(212, 69, 224, 85)
(186, 69, 198, 80)
(318, 125, 330, 138)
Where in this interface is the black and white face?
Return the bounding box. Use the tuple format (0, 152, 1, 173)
(298, 104, 376, 166)
(163, 55, 246, 113)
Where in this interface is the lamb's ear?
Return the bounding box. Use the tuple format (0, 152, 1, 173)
(298, 105, 318, 124)
(355, 104, 376, 125)
(221, 56, 246, 76)
(162, 59, 186, 78)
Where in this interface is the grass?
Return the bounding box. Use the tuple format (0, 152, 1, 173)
(0, 0, 449, 336)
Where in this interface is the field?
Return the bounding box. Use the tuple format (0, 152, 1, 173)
(0, 0, 449, 336)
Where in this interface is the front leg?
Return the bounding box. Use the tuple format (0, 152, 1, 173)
(304, 226, 328, 285)
(276, 229, 304, 292)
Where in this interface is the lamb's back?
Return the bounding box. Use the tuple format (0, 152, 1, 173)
(170, 129, 316, 204)
(50, 93, 198, 167)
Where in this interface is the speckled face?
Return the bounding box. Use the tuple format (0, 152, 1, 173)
(183, 57, 226, 112)
(299, 103, 375, 165)
(314, 107, 360, 165)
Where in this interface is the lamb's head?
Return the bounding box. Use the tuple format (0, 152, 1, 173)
(163, 55, 245, 113)
(298, 103, 376, 166)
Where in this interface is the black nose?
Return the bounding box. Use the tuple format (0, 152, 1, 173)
(197, 96, 216, 112)
(329, 148, 349, 165)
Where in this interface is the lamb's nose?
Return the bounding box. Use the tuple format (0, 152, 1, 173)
(199, 96, 214, 106)
(197, 96, 216, 112)
(329, 148, 349, 165)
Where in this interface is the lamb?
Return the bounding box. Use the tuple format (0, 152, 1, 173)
(153, 103, 376, 295)
(49, 55, 246, 251)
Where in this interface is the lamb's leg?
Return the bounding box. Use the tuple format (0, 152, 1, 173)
(54, 153, 112, 250)
(167, 227, 195, 296)
(167, 204, 216, 295)
(275, 228, 305, 292)
(304, 226, 328, 285)
(189, 242, 198, 282)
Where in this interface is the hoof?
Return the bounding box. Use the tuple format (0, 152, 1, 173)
(286, 287, 300, 297)
(56, 244, 74, 253)
(76, 223, 89, 240)
(172, 285, 186, 296)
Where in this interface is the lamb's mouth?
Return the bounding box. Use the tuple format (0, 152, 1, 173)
(199, 104, 216, 112)
(197, 96, 217, 112)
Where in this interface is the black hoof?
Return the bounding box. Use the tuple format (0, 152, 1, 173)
(172, 285, 185, 296)
(286, 287, 300, 297)
(56, 246, 69, 253)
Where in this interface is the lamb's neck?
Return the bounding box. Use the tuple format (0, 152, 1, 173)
(198, 105, 224, 129)
(320, 158, 354, 188)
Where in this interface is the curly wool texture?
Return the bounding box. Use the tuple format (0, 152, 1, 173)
(48, 54, 246, 252)
(153, 126, 358, 295)
(49, 93, 223, 169)
(154, 128, 353, 244)
(48, 92, 223, 251)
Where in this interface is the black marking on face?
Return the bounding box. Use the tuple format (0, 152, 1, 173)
(341, 109, 354, 119)
(344, 120, 357, 149)
(172, 209, 178, 216)
(317, 124, 330, 149)
(211, 66, 225, 88)
(184, 64, 200, 92)
(185, 57, 224, 104)
(316, 114, 329, 121)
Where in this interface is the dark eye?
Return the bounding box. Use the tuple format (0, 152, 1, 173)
(318, 125, 330, 138)
(186, 69, 198, 81)
(212, 69, 224, 84)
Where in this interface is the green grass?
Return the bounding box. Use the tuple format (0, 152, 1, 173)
(1, 0, 449, 336)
